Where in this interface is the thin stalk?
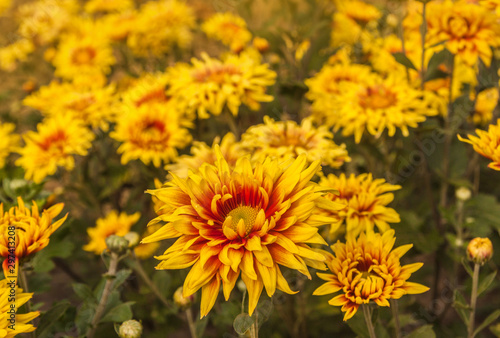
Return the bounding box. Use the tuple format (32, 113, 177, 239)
(186, 307, 197, 338)
(420, 1, 427, 90)
(86, 252, 119, 338)
(250, 311, 259, 338)
(19, 268, 35, 338)
(468, 263, 480, 338)
(390, 299, 401, 338)
(399, 18, 410, 82)
(362, 304, 377, 338)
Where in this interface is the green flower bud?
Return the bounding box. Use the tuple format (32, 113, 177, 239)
(119, 319, 142, 338)
(106, 235, 129, 254)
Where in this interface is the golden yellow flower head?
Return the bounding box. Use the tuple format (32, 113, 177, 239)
(166, 132, 245, 179)
(127, 0, 195, 57)
(0, 197, 67, 260)
(97, 10, 138, 41)
(120, 73, 170, 109)
(314, 229, 429, 321)
(0, 277, 40, 338)
(467, 237, 494, 265)
(84, 210, 140, 255)
(202, 12, 252, 53)
(241, 116, 350, 168)
(52, 32, 115, 81)
(84, 0, 133, 13)
(330, 13, 362, 47)
(426, 0, 500, 66)
(17, 0, 79, 45)
(471, 88, 499, 125)
(143, 148, 344, 317)
(335, 0, 381, 24)
(319, 173, 401, 237)
(110, 103, 192, 167)
(0, 123, 19, 169)
(0, 39, 34, 72)
(167, 52, 276, 119)
(323, 74, 437, 143)
(23, 81, 116, 131)
(253, 37, 270, 53)
(16, 114, 95, 183)
(458, 119, 500, 170)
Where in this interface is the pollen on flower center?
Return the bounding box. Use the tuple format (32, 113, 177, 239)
(358, 85, 397, 109)
(227, 205, 259, 236)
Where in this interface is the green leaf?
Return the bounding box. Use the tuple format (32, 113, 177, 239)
(101, 301, 135, 323)
(32, 240, 75, 273)
(406, 325, 436, 338)
(72, 283, 97, 304)
(478, 271, 497, 297)
(462, 258, 474, 278)
(111, 269, 132, 292)
(392, 52, 417, 71)
(474, 310, 500, 337)
(36, 300, 71, 338)
(425, 49, 453, 82)
(453, 290, 470, 326)
(233, 313, 254, 335)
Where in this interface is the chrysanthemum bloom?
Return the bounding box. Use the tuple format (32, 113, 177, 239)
(314, 230, 429, 321)
(23, 81, 116, 131)
(127, 0, 195, 57)
(319, 173, 401, 237)
(0, 197, 67, 264)
(202, 12, 252, 53)
(17, 0, 79, 45)
(0, 123, 19, 169)
(98, 10, 138, 42)
(0, 278, 40, 337)
(166, 133, 245, 178)
(327, 74, 437, 143)
(330, 13, 362, 47)
(425, 0, 500, 66)
(0, 39, 34, 72)
(120, 73, 170, 109)
(458, 119, 500, 170)
(241, 116, 350, 168)
(166, 52, 276, 119)
(84, 211, 140, 255)
(334, 0, 381, 24)
(110, 103, 192, 167)
(84, 0, 133, 13)
(467, 237, 494, 265)
(471, 88, 499, 125)
(16, 114, 95, 183)
(52, 32, 115, 81)
(142, 148, 344, 317)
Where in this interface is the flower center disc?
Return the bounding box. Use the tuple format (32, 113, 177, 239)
(227, 205, 259, 236)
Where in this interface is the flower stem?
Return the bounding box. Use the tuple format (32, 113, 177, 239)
(362, 304, 377, 338)
(18, 267, 35, 338)
(86, 252, 119, 338)
(250, 311, 259, 338)
(420, 1, 427, 90)
(186, 307, 197, 338)
(468, 263, 480, 338)
(390, 299, 401, 338)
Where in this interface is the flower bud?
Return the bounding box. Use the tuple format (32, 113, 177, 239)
(467, 237, 493, 265)
(118, 319, 142, 338)
(456, 187, 471, 202)
(174, 286, 193, 309)
(106, 235, 129, 254)
(124, 232, 140, 248)
(253, 37, 269, 53)
(237, 279, 246, 293)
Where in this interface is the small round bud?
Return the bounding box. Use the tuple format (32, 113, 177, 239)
(237, 279, 246, 293)
(456, 187, 471, 202)
(174, 286, 193, 309)
(253, 37, 269, 53)
(467, 237, 493, 265)
(118, 319, 142, 338)
(124, 232, 140, 248)
(386, 14, 398, 28)
(106, 235, 129, 254)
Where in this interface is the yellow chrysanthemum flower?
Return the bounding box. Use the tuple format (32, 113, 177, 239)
(458, 119, 500, 170)
(84, 0, 133, 13)
(84, 211, 140, 255)
(142, 148, 344, 317)
(319, 173, 401, 237)
(166, 133, 245, 179)
(120, 73, 170, 109)
(127, 0, 195, 57)
(241, 116, 350, 168)
(202, 12, 252, 53)
(0, 197, 67, 262)
(0, 39, 34, 72)
(426, 0, 500, 66)
(23, 81, 116, 131)
(97, 10, 138, 41)
(334, 0, 381, 24)
(314, 230, 429, 321)
(167, 52, 276, 119)
(330, 13, 362, 47)
(110, 103, 192, 167)
(0, 123, 19, 169)
(471, 88, 499, 125)
(52, 32, 115, 81)
(17, 0, 79, 45)
(16, 114, 95, 183)
(0, 278, 40, 337)
(325, 74, 437, 143)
